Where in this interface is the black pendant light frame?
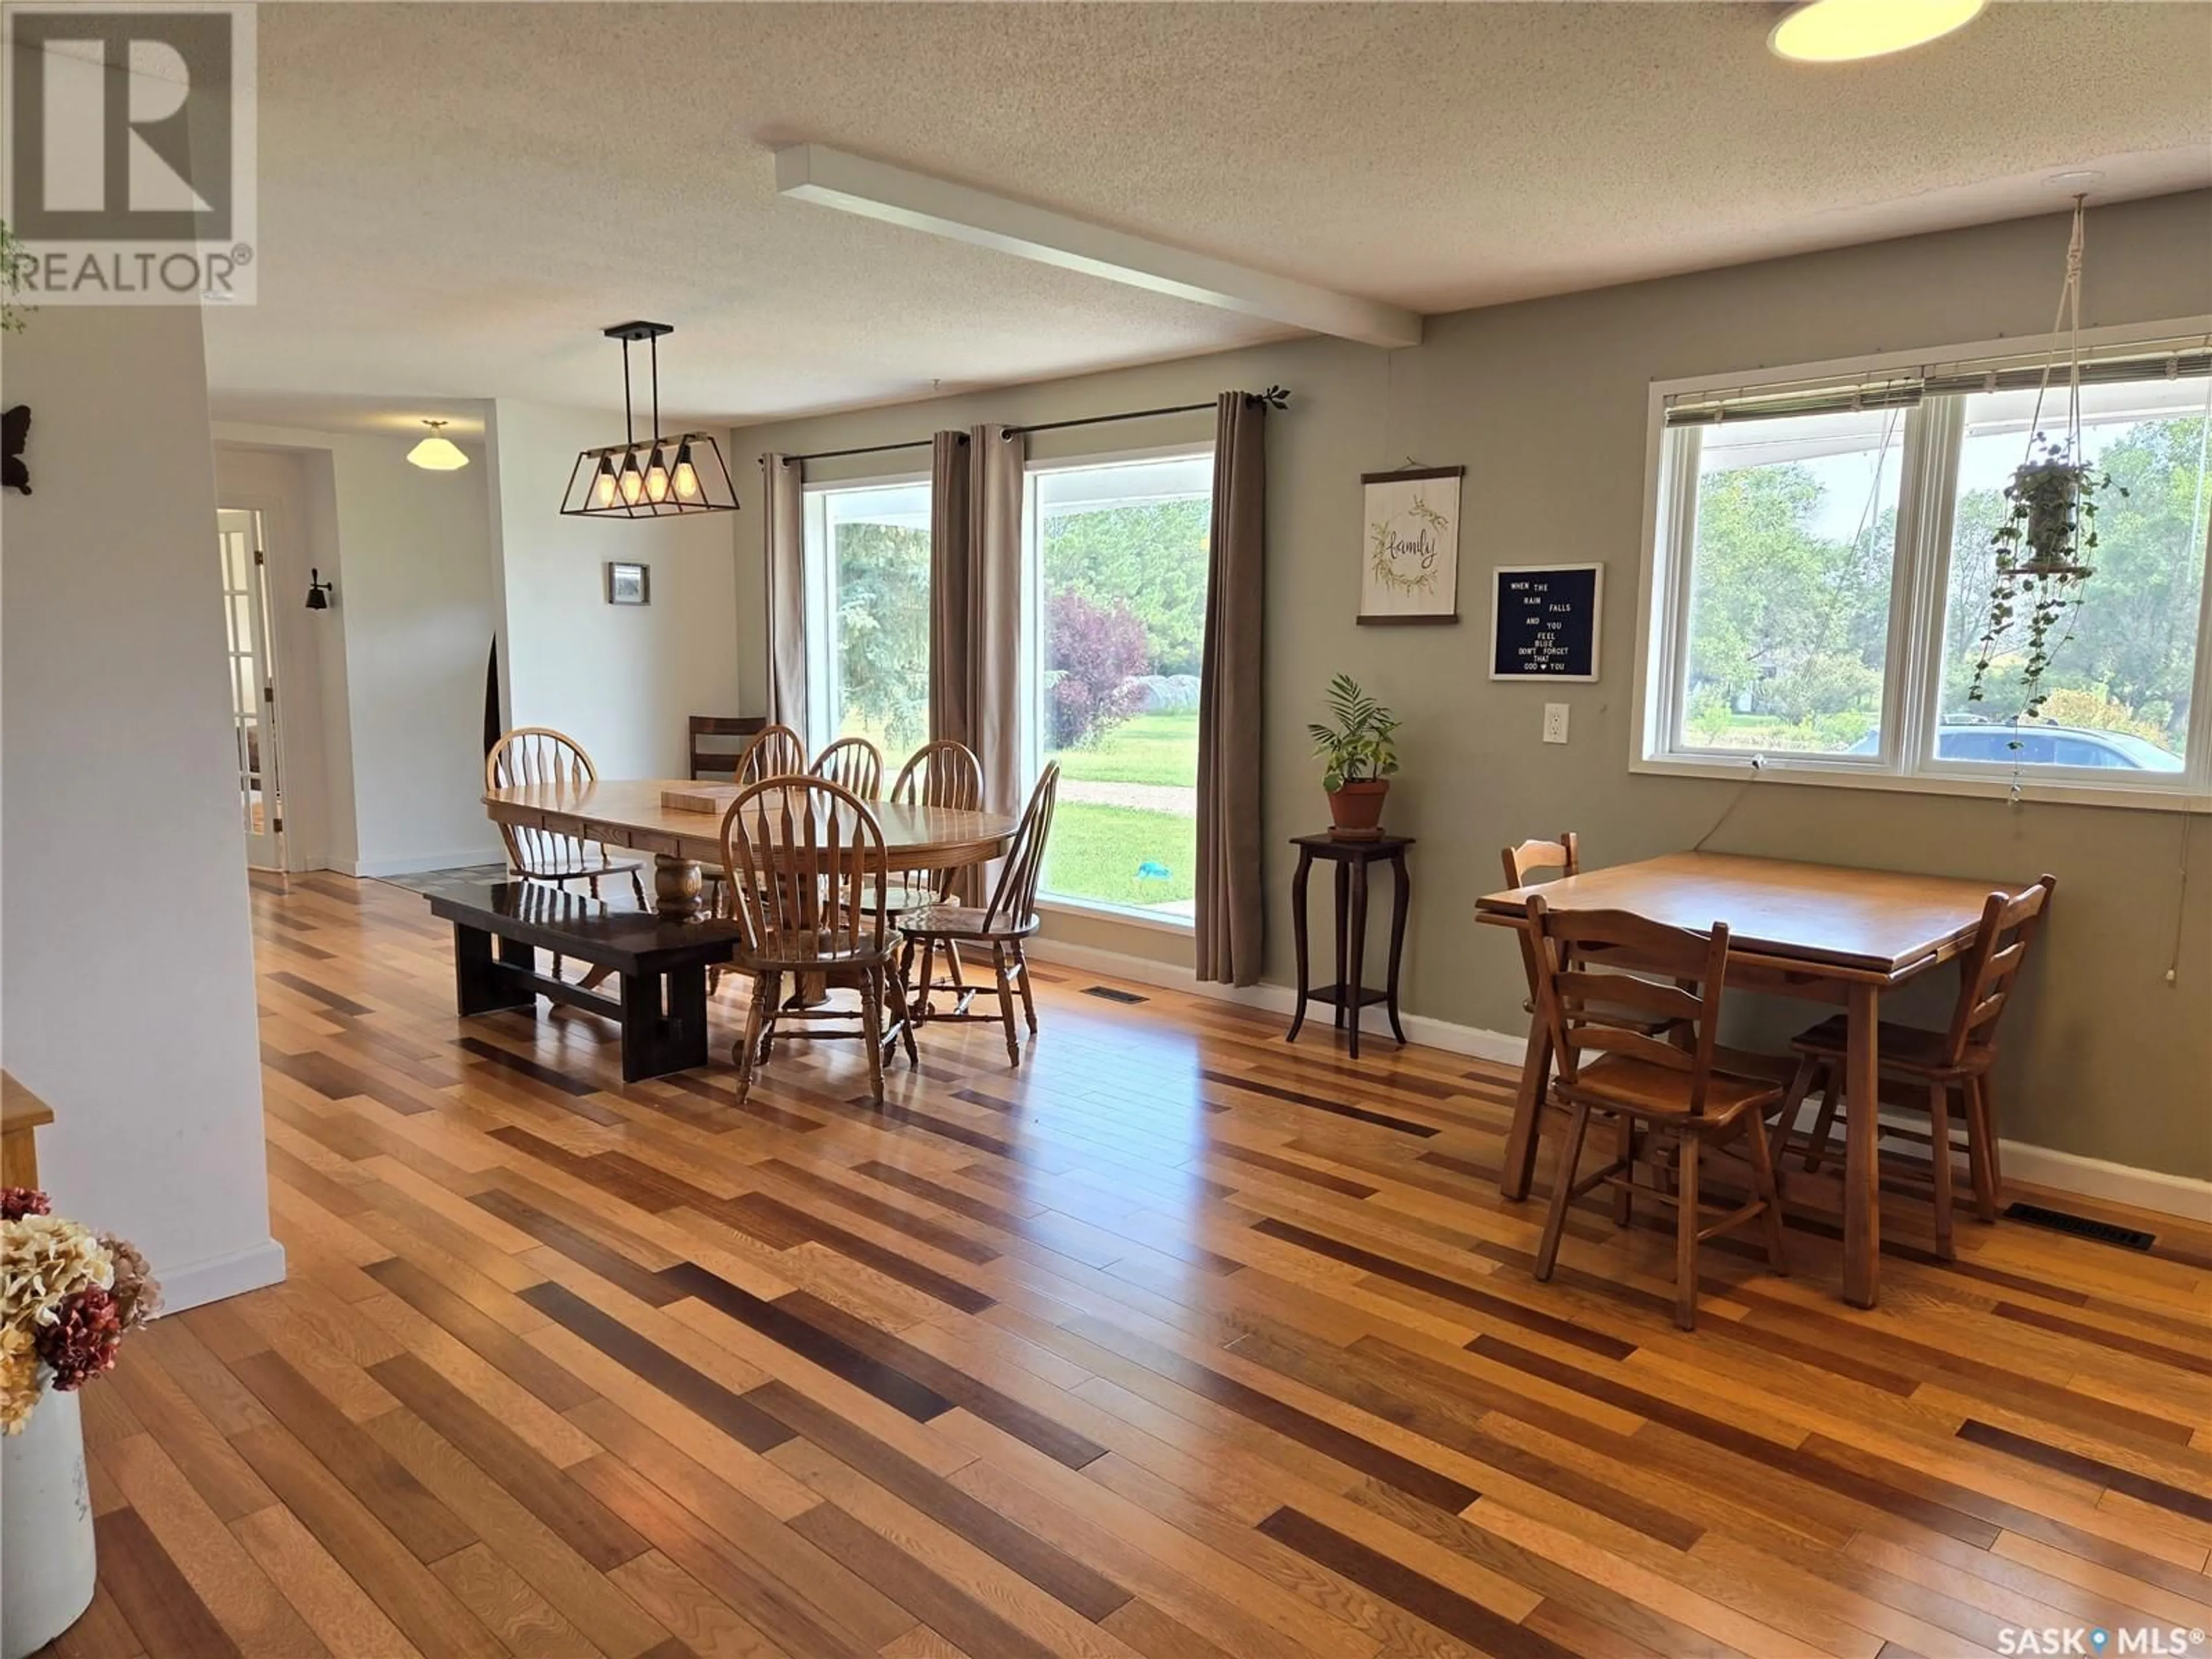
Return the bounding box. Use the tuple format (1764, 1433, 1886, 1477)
(559, 320, 740, 518)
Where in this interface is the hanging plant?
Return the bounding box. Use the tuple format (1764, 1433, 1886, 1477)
(1964, 196, 2127, 737)
(1965, 430, 2122, 722)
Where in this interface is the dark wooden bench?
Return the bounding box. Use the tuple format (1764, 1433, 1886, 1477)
(424, 880, 743, 1082)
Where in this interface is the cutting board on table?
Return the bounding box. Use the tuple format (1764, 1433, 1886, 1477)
(659, 783, 743, 814)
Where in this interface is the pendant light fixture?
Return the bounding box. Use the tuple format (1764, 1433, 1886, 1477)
(559, 321, 738, 518)
(406, 418, 470, 471)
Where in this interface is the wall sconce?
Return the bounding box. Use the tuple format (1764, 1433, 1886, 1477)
(305, 569, 334, 611)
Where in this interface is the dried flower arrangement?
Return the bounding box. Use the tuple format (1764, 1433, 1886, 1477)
(0, 1188, 158, 1433)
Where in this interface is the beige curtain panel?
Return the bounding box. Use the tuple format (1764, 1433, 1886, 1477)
(760, 452, 806, 737)
(929, 425, 1024, 816)
(1195, 392, 1267, 985)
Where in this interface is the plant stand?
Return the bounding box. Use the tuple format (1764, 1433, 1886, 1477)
(1286, 833, 1413, 1060)
(1, 1382, 96, 1659)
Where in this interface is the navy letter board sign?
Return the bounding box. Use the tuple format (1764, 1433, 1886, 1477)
(1488, 563, 1602, 681)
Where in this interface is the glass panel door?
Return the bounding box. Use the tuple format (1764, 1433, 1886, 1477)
(217, 508, 284, 869)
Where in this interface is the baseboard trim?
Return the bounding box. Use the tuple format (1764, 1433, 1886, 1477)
(157, 1237, 287, 1313)
(1024, 936, 2209, 1222)
(1996, 1143, 2211, 1222)
(343, 849, 507, 879)
(1023, 938, 1526, 1065)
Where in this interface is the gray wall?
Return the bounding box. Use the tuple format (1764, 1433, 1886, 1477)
(730, 192, 2212, 1180)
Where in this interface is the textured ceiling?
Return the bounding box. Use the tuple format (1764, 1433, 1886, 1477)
(203, 1, 2212, 426)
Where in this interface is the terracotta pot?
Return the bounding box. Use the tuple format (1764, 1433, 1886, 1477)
(1325, 779, 1389, 840)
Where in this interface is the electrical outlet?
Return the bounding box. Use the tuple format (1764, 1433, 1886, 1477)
(1543, 703, 1570, 744)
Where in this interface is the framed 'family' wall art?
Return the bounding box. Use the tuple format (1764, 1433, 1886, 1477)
(1358, 465, 1464, 623)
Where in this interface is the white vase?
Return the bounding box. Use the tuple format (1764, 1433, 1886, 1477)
(0, 1382, 97, 1659)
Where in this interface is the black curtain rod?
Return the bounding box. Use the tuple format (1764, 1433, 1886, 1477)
(1003, 386, 1289, 441)
(777, 437, 933, 467)
(773, 386, 1291, 464)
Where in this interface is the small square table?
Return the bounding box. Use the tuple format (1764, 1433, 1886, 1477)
(1477, 851, 2030, 1308)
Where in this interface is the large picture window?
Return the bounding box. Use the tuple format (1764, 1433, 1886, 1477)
(802, 478, 932, 757)
(1642, 332, 2211, 804)
(1022, 451, 1213, 920)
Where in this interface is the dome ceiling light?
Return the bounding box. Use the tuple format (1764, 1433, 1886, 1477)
(1770, 0, 1986, 63)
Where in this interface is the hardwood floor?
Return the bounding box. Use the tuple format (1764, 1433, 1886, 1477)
(48, 870, 2212, 1659)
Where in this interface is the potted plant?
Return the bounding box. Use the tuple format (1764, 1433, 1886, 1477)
(1308, 672, 1400, 839)
(1, 1188, 160, 1659)
(1966, 430, 2121, 724)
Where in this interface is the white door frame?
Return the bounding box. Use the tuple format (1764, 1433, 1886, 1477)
(217, 507, 286, 870)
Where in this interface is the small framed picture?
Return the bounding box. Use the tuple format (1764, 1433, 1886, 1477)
(605, 562, 650, 605)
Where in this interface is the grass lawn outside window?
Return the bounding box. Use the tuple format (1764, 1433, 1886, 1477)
(1044, 711, 1198, 919)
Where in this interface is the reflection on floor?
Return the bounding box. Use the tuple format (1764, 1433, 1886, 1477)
(57, 870, 2212, 1659)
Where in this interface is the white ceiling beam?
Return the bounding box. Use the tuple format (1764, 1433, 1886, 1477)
(774, 143, 1423, 350)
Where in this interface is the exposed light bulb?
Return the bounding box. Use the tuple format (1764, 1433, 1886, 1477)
(592, 458, 618, 508)
(672, 442, 700, 500)
(618, 454, 645, 505)
(1770, 0, 1984, 62)
(644, 447, 672, 503)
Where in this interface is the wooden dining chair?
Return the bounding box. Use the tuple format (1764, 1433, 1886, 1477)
(899, 763, 1058, 1066)
(1781, 875, 2055, 1257)
(734, 724, 808, 785)
(810, 736, 884, 799)
(486, 728, 646, 907)
(1527, 896, 1790, 1331)
(704, 724, 811, 979)
(718, 777, 916, 1105)
(1502, 832, 1581, 889)
(887, 738, 983, 903)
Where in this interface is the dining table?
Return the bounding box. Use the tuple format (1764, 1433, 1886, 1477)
(482, 778, 1019, 919)
(1476, 850, 2033, 1309)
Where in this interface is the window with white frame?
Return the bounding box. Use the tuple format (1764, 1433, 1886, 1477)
(1021, 450, 1213, 920)
(1641, 335, 2212, 801)
(801, 476, 933, 758)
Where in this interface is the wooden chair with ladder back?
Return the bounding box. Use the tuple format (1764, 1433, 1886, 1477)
(1778, 874, 2055, 1259)
(1527, 896, 1790, 1331)
(1504, 831, 1710, 1213)
(810, 736, 884, 798)
(898, 763, 1058, 1066)
(717, 777, 916, 1105)
(689, 714, 766, 779)
(1505, 832, 1689, 1041)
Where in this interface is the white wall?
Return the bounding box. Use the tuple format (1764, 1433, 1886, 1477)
(488, 401, 741, 778)
(215, 423, 503, 876)
(2, 308, 283, 1310)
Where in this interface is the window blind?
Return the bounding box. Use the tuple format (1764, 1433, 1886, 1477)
(1662, 342, 2212, 428)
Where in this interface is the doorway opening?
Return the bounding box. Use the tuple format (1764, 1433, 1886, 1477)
(217, 507, 286, 870)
